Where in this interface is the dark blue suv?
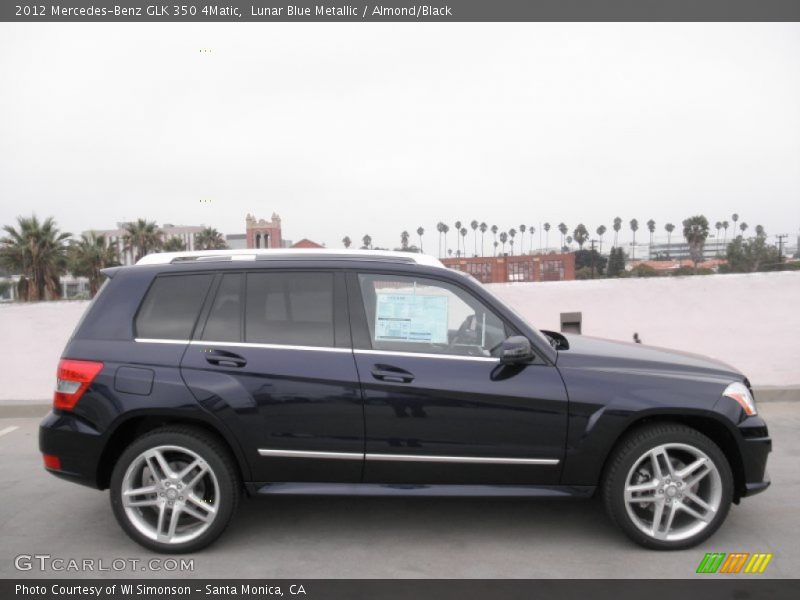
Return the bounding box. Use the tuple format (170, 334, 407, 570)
(40, 249, 771, 552)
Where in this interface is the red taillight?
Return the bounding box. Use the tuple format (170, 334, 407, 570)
(53, 359, 104, 411)
(43, 454, 61, 470)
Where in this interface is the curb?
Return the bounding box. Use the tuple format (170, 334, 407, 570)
(1, 388, 798, 418)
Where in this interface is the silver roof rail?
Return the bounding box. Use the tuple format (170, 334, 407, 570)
(135, 248, 445, 268)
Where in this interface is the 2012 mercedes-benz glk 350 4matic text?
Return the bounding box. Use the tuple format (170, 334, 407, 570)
(40, 249, 771, 552)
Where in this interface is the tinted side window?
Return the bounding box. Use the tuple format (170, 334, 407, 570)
(135, 274, 214, 340)
(245, 272, 334, 347)
(201, 274, 242, 342)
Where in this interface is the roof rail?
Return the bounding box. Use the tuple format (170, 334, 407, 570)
(135, 248, 445, 268)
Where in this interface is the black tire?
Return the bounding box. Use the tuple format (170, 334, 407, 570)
(110, 425, 240, 553)
(602, 422, 734, 550)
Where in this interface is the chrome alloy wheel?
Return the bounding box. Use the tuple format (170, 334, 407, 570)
(121, 445, 220, 544)
(624, 443, 722, 542)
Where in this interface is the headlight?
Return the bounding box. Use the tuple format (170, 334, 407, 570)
(723, 382, 757, 416)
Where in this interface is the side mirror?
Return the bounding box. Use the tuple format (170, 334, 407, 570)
(499, 336, 535, 365)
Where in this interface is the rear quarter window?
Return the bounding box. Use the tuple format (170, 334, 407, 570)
(135, 274, 214, 340)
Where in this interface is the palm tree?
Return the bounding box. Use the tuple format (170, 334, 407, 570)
(490, 225, 498, 256)
(543, 222, 551, 250)
(519, 225, 527, 254)
(68, 232, 120, 297)
(629, 219, 639, 259)
(416, 227, 424, 252)
(596, 225, 607, 254)
(682, 215, 710, 271)
(664, 223, 675, 257)
(0, 214, 70, 301)
(163, 237, 187, 252)
(342, 236, 352, 248)
(499, 231, 508, 255)
(436, 222, 445, 257)
(195, 227, 228, 250)
(715, 221, 723, 243)
(557, 223, 568, 249)
(442, 224, 450, 256)
(479, 222, 488, 256)
(731, 213, 739, 233)
(454, 221, 462, 256)
(493, 240, 499, 255)
(722, 220, 730, 246)
(738, 222, 748, 237)
(361, 234, 372, 249)
(507, 228, 516, 255)
(529, 225, 535, 254)
(573, 224, 589, 250)
(400, 230, 410, 250)
(123, 219, 163, 263)
(469, 220, 478, 256)
(565, 235, 573, 252)
(459, 227, 468, 257)
(755, 224, 765, 238)
(646, 219, 656, 253)
(613, 217, 622, 247)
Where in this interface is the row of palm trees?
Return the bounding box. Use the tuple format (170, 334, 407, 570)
(0, 216, 228, 300)
(342, 213, 760, 259)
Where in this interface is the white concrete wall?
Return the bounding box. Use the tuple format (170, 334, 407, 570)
(0, 271, 797, 401)
(487, 271, 800, 388)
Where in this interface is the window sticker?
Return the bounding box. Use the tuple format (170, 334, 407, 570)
(374, 292, 448, 344)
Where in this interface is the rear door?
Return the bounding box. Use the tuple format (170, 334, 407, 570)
(180, 269, 364, 484)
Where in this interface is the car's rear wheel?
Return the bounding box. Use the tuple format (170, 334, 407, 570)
(110, 426, 240, 553)
(603, 423, 733, 550)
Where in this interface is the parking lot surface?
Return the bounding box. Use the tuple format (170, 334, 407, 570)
(1, 402, 797, 579)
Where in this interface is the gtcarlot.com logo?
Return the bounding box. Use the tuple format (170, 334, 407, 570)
(696, 552, 773, 574)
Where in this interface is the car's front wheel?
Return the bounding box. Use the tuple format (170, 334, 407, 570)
(603, 423, 733, 550)
(110, 426, 240, 553)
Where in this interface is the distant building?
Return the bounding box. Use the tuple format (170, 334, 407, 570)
(225, 233, 247, 249)
(628, 258, 727, 273)
(87, 223, 205, 266)
(291, 238, 324, 249)
(245, 213, 283, 249)
(647, 238, 729, 261)
(442, 253, 576, 283)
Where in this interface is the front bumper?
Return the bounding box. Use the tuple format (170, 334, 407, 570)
(737, 415, 772, 499)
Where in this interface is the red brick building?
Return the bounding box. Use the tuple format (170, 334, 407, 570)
(442, 253, 576, 283)
(246, 213, 283, 249)
(291, 238, 324, 249)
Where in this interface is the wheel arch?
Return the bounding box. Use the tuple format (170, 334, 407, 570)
(599, 413, 746, 502)
(96, 411, 252, 491)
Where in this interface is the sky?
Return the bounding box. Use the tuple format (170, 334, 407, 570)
(1, 22, 799, 252)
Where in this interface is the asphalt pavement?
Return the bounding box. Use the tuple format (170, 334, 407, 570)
(1, 402, 797, 579)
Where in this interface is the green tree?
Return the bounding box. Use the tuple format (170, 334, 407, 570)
(123, 219, 163, 263)
(738, 222, 748, 237)
(606, 247, 627, 277)
(629, 219, 639, 259)
(194, 227, 228, 250)
(0, 215, 70, 301)
(557, 223, 568, 248)
(573, 224, 589, 250)
(596, 225, 607, 254)
(361, 234, 372, 249)
(682, 215, 710, 271)
(725, 235, 782, 273)
(613, 217, 622, 247)
(69, 232, 120, 297)
(342, 236, 352, 249)
(163, 237, 187, 252)
(574, 248, 607, 277)
(400, 230, 410, 250)
(416, 227, 424, 252)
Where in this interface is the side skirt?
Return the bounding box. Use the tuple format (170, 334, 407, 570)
(247, 482, 596, 498)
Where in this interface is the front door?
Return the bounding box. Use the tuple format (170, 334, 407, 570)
(180, 270, 364, 483)
(349, 271, 568, 485)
